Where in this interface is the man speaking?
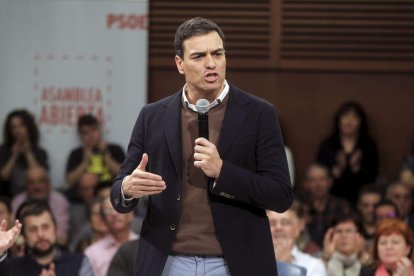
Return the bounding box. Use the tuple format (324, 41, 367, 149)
(110, 17, 293, 276)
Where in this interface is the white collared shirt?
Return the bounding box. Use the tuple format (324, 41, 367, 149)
(182, 80, 229, 112)
(291, 246, 327, 276)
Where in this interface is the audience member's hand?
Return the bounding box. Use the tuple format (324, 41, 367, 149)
(82, 147, 92, 163)
(98, 140, 108, 153)
(393, 257, 412, 276)
(194, 138, 223, 179)
(333, 150, 347, 177)
(39, 262, 55, 276)
(273, 236, 294, 262)
(322, 228, 336, 261)
(0, 219, 22, 256)
(12, 140, 28, 155)
(349, 149, 362, 173)
(356, 233, 371, 264)
(122, 153, 166, 199)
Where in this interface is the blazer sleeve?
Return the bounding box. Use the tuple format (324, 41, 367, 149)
(111, 108, 146, 213)
(212, 102, 293, 212)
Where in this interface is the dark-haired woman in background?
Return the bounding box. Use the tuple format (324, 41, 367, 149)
(0, 109, 48, 197)
(317, 101, 379, 205)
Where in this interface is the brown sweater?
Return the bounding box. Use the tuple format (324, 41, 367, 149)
(171, 97, 228, 255)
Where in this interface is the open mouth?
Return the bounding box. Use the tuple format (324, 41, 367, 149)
(204, 72, 218, 82)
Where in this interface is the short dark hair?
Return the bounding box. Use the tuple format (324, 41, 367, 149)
(304, 162, 332, 180)
(330, 213, 363, 234)
(174, 17, 225, 58)
(374, 199, 400, 218)
(16, 199, 56, 234)
(289, 200, 307, 220)
(3, 109, 39, 147)
(358, 184, 382, 202)
(77, 114, 99, 132)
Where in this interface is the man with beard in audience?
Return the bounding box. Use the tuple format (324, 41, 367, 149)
(1, 200, 92, 275)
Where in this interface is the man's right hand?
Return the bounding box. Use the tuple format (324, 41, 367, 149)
(122, 153, 166, 199)
(0, 219, 22, 256)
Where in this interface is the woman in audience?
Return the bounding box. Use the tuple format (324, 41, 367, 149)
(316, 101, 379, 205)
(360, 218, 414, 275)
(0, 109, 48, 197)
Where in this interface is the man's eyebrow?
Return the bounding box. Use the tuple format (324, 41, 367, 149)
(189, 48, 225, 57)
(190, 51, 207, 57)
(212, 48, 225, 53)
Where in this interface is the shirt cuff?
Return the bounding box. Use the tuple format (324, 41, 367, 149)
(121, 178, 134, 207)
(0, 252, 7, 262)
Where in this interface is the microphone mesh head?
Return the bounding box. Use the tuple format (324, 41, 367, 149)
(195, 99, 210, 114)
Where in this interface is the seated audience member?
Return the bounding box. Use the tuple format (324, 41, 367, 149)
(11, 167, 70, 244)
(375, 200, 400, 223)
(299, 163, 351, 247)
(322, 214, 369, 276)
(66, 114, 125, 188)
(316, 101, 379, 205)
(398, 151, 414, 189)
(84, 195, 137, 276)
(267, 201, 327, 276)
(357, 184, 382, 246)
(107, 239, 139, 276)
(69, 172, 99, 240)
(386, 182, 414, 232)
(360, 218, 414, 276)
(69, 196, 109, 252)
(0, 109, 49, 197)
(2, 200, 92, 275)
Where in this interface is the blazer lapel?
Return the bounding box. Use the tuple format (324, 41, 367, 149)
(217, 86, 250, 157)
(162, 92, 182, 175)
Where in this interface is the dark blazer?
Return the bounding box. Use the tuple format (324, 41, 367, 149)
(111, 83, 293, 276)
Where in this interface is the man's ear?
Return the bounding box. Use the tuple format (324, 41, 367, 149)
(175, 55, 184, 75)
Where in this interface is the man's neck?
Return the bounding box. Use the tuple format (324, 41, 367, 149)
(311, 195, 328, 211)
(364, 222, 376, 235)
(35, 248, 56, 266)
(112, 229, 130, 244)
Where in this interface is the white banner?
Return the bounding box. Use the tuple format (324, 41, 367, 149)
(0, 0, 148, 189)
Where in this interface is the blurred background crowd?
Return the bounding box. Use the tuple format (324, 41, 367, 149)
(1, 99, 414, 275)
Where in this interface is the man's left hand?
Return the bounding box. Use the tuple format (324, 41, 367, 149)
(194, 138, 222, 179)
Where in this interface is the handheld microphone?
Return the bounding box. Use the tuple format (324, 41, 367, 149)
(195, 99, 209, 139)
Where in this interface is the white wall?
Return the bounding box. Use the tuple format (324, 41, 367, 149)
(0, 0, 148, 188)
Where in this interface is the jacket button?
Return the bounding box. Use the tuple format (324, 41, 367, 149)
(170, 224, 176, 231)
(177, 195, 181, 201)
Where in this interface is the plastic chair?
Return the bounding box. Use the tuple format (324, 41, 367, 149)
(276, 261, 307, 276)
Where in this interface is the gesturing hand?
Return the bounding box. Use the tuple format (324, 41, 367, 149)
(193, 138, 223, 179)
(122, 153, 166, 199)
(322, 228, 337, 261)
(0, 219, 22, 256)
